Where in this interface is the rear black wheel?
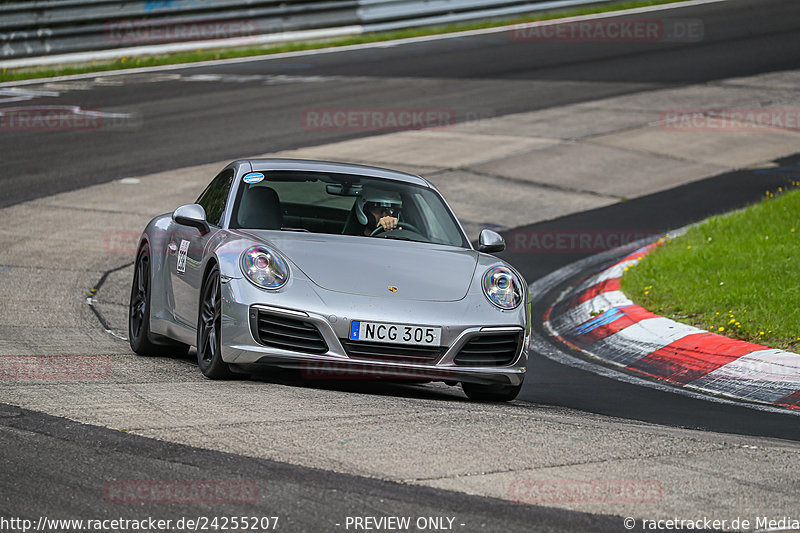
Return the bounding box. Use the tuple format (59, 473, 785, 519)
(197, 264, 232, 379)
(129, 245, 189, 356)
(462, 381, 523, 402)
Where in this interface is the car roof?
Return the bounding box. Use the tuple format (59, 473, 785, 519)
(245, 158, 432, 187)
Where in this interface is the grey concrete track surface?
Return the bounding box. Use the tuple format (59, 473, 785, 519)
(3, 69, 800, 526)
(3, 0, 800, 529)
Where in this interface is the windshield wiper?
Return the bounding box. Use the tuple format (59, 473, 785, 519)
(281, 227, 310, 232)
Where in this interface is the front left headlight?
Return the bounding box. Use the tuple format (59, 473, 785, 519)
(482, 266, 522, 309)
(240, 245, 289, 289)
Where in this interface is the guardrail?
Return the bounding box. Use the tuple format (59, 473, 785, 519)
(0, 0, 609, 61)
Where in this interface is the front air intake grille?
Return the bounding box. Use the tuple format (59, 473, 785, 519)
(454, 332, 522, 367)
(252, 310, 328, 355)
(340, 339, 446, 364)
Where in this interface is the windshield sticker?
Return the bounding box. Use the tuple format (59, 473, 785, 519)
(242, 172, 264, 184)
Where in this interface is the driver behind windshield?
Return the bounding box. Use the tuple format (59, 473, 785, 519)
(349, 188, 404, 236)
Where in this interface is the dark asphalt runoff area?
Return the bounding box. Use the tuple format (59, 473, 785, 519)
(2, 0, 800, 530)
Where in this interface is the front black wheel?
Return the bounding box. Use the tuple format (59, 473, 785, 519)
(197, 264, 232, 379)
(462, 381, 523, 402)
(129, 245, 189, 356)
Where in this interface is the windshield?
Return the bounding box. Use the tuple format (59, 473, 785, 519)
(230, 171, 469, 248)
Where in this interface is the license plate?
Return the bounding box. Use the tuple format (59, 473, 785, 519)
(349, 321, 442, 347)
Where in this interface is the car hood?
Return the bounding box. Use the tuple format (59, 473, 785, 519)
(248, 231, 478, 301)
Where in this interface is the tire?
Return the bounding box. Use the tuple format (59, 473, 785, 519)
(129, 245, 189, 357)
(197, 263, 233, 379)
(462, 381, 523, 402)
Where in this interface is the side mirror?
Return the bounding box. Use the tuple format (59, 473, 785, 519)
(173, 204, 210, 234)
(478, 229, 506, 253)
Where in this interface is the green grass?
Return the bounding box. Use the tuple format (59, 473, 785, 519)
(621, 186, 800, 351)
(2, 0, 688, 83)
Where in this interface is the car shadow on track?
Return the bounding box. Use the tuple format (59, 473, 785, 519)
(242, 366, 468, 402)
(156, 348, 502, 403)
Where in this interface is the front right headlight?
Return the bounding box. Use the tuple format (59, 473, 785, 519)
(240, 245, 289, 290)
(482, 266, 522, 309)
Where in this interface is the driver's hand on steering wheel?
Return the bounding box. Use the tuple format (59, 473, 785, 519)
(377, 216, 398, 232)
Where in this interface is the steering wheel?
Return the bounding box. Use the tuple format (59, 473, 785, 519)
(370, 221, 422, 237)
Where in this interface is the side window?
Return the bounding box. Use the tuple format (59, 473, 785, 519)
(196, 169, 234, 227)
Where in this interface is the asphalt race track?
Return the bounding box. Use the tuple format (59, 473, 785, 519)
(3, 0, 800, 207)
(3, 0, 800, 531)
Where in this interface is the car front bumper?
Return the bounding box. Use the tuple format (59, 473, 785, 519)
(220, 277, 529, 386)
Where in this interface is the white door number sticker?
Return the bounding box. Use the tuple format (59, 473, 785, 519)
(176, 240, 190, 273)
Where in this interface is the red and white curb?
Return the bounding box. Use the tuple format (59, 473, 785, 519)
(544, 243, 800, 411)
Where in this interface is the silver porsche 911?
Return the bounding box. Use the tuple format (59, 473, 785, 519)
(129, 159, 529, 401)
